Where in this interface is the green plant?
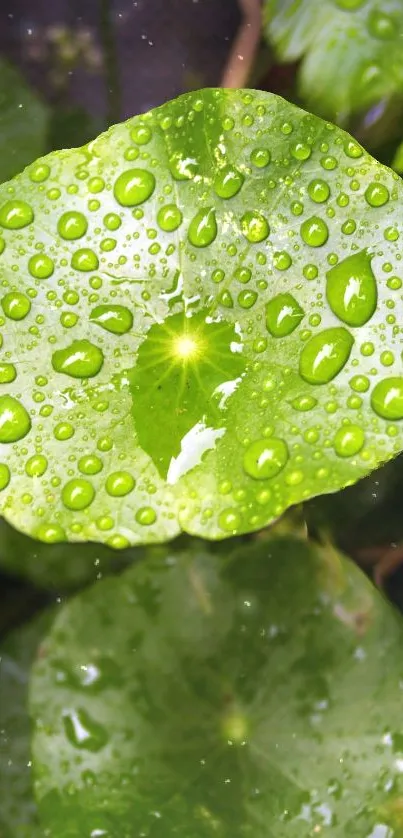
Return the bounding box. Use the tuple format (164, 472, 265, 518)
(4, 87, 403, 835)
(263, 0, 403, 123)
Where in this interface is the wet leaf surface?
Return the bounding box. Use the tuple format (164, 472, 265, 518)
(31, 536, 403, 837)
(0, 89, 403, 549)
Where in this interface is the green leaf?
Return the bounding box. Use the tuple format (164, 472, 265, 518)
(264, 0, 403, 121)
(1, 88, 403, 549)
(0, 58, 48, 182)
(30, 536, 403, 836)
(0, 611, 53, 837)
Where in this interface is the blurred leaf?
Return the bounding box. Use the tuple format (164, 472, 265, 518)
(0, 90, 403, 557)
(0, 610, 53, 837)
(264, 0, 403, 122)
(31, 535, 403, 836)
(0, 57, 48, 182)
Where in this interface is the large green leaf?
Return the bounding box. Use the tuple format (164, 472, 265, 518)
(1, 88, 403, 549)
(30, 536, 403, 837)
(0, 58, 48, 182)
(0, 611, 53, 837)
(264, 0, 403, 121)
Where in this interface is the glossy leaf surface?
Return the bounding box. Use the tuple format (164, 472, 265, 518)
(264, 0, 403, 120)
(31, 536, 403, 836)
(0, 89, 403, 548)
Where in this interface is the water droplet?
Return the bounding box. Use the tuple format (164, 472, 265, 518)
(57, 211, 88, 240)
(135, 506, 156, 525)
(78, 454, 103, 475)
(307, 179, 330, 203)
(238, 290, 257, 309)
(188, 208, 217, 247)
(1, 291, 31, 321)
(291, 395, 317, 411)
(214, 164, 244, 199)
(62, 478, 95, 510)
(157, 204, 183, 232)
(90, 304, 133, 335)
(300, 216, 329, 247)
(250, 148, 271, 167)
(350, 374, 370, 392)
(303, 264, 318, 280)
(0, 463, 10, 490)
(265, 292, 304, 337)
(0, 200, 33, 229)
(291, 141, 311, 160)
(29, 162, 50, 182)
(365, 182, 389, 207)
(241, 211, 269, 242)
(334, 424, 365, 457)
(169, 151, 198, 180)
(52, 340, 104, 378)
(25, 454, 48, 477)
(243, 437, 289, 479)
(113, 168, 156, 206)
(218, 508, 241, 532)
(368, 9, 397, 39)
(54, 422, 74, 441)
(371, 378, 403, 420)
(299, 327, 354, 385)
(88, 176, 105, 193)
(273, 251, 292, 270)
(63, 708, 108, 752)
(344, 139, 363, 158)
(0, 363, 16, 383)
(131, 122, 152, 144)
(326, 251, 377, 327)
(105, 471, 135, 496)
(71, 248, 99, 271)
(28, 253, 54, 279)
(0, 395, 31, 443)
(60, 311, 78, 329)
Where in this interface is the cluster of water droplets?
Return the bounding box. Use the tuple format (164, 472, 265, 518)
(0, 88, 401, 542)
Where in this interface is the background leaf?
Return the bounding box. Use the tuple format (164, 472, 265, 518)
(1, 89, 403, 550)
(0, 610, 53, 837)
(30, 536, 403, 837)
(264, 0, 403, 122)
(0, 57, 49, 183)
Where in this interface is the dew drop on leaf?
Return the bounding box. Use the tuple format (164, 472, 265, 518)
(0, 200, 33, 229)
(61, 478, 95, 511)
(307, 179, 330, 203)
(243, 438, 289, 479)
(63, 708, 108, 752)
(265, 293, 304, 337)
(299, 327, 354, 385)
(0, 363, 16, 383)
(365, 182, 390, 207)
(371, 378, 403, 420)
(52, 340, 104, 379)
(28, 253, 54, 279)
(90, 305, 133, 335)
(333, 424, 365, 457)
(214, 164, 244, 199)
(188, 208, 217, 247)
(300, 216, 329, 247)
(113, 168, 156, 207)
(57, 211, 88, 240)
(241, 210, 269, 242)
(0, 395, 31, 443)
(105, 471, 135, 497)
(157, 204, 183, 232)
(1, 292, 31, 320)
(326, 251, 377, 327)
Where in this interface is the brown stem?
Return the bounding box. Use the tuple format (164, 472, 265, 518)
(221, 0, 262, 89)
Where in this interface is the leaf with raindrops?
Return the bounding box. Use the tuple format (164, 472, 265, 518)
(1, 88, 403, 550)
(30, 536, 403, 837)
(264, 0, 403, 121)
(0, 611, 53, 838)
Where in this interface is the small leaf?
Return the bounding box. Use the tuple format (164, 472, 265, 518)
(0, 58, 48, 182)
(0, 611, 53, 837)
(0, 88, 403, 549)
(31, 537, 403, 836)
(264, 0, 403, 120)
